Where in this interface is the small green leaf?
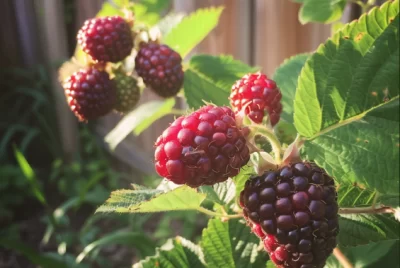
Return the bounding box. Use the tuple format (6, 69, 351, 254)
(326, 240, 399, 268)
(96, 1, 123, 17)
(96, 185, 206, 213)
(76, 231, 155, 263)
(133, 236, 206, 268)
(183, 69, 230, 109)
(338, 214, 399, 247)
(105, 99, 175, 150)
(201, 218, 267, 268)
(13, 147, 47, 206)
(134, 0, 171, 26)
(299, 0, 346, 24)
(163, 7, 224, 58)
(294, 1, 399, 138)
(232, 165, 256, 200)
(189, 54, 259, 89)
(199, 179, 236, 206)
(273, 53, 310, 123)
(337, 182, 376, 207)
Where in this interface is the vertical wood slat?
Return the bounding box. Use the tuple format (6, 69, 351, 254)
(35, 0, 79, 161)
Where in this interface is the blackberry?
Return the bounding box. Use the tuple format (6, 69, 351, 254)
(77, 16, 133, 63)
(230, 73, 282, 126)
(63, 67, 116, 121)
(239, 162, 339, 268)
(135, 43, 184, 98)
(112, 73, 140, 113)
(154, 105, 250, 187)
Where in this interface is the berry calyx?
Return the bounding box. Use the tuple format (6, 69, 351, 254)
(112, 72, 140, 113)
(230, 73, 282, 126)
(135, 43, 184, 98)
(154, 105, 250, 187)
(77, 16, 133, 63)
(240, 162, 338, 268)
(63, 67, 116, 122)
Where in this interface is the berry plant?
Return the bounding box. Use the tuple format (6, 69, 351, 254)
(59, 0, 399, 267)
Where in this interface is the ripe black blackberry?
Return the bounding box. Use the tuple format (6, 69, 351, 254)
(239, 162, 339, 268)
(135, 43, 184, 98)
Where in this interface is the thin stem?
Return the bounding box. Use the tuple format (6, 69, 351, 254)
(169, 108, 187, 116)
(333, 248, 353, 268)
(196, 207, 243, 219)
(250, 125, 282, 164)
(339, 205, 395, 215)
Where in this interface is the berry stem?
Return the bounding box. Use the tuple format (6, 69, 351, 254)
(339, 205, 395, 215)
(333, 248, 354, 268)
(196, 207, 243, 219)
(169, 109, 187, 116)
(249, 125, 282, 164)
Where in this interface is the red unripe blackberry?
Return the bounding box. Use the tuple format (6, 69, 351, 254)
(135, 43, 184, 98)
(77, 16, 133, 63)
(239, 162, 338, 268)
(230, 73, 282, 126)
(154, 105, 250, 187)
(63, 67, 116, 121)
(112, 73, 140, 113)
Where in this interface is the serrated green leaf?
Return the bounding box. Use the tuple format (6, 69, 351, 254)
(294, 1, 399, 138)
(273, 53, 310, 123)
(302, 102, 399, 195)
(163, 7, 223, 58)
(96, 185, 206, 213)
(299, 0, 346, 24)
(326, 239, 399, 268)
(134, 236, 206, 268)
(105, 99, 175, 150)
(337, 181, 376, 207)
(338, 214, 399, 247)
(76, 231, 155, 263)
(183, 69, 230, 109)
(189, 54, 259, 89)
(201, 218, 267, 268)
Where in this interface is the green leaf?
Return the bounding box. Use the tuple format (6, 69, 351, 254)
(134, 0, 171, 26)
(163, 7, 224, 58)
(338, 214, 399, 247)
(105, 99, 175, 150)
(0, 239, 69, 268)
(189, 54, 259, 89)
(337, 181, 376, 207)
(96, 1, 123, 17)
(294, 1, 399, 138)
(96, 185, 206, 213)
(302, 102, 399, 195)
(326, 240, 399, 268)
(232, 165, 256, 201)
(76, 231, 155, 263)
(13, 146, 47, 206)
(199, 179, 236, 206)
(273, 53, 310, 123)
(201, 218, 268, 268)
(299, 0, 346, 24)
(134, 236, 206, 268)
(183, 69, 230, 109)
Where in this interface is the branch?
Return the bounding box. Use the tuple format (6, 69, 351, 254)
(339, 205, 395, 215)
(333, 248, 353, 268)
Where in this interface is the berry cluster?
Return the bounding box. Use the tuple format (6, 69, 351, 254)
(154, 105, 250, 187)
(239, 162, 339, 268)
(230, 73, 282, 126)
